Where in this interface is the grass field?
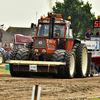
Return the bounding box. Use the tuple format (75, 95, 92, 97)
(0, 63, 9, 72)
(0, 69, 9, 72)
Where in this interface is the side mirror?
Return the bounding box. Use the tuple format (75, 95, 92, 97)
(31, 23, 34, 28)
(70, 24, 73, 29)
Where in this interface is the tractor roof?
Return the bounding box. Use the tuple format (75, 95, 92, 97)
(48, 14, 64, 19)
(38, 14, 65, 24)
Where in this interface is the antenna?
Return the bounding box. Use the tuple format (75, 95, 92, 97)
(36, 12, 37, 25)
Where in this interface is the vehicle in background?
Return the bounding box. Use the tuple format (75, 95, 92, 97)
(0, 42, 13, 51)
(0, 42, 12, 63)
(0, 47, 9, 63)
(13, 34, 33, 49)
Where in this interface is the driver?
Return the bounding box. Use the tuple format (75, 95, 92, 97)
(54, 30, 59, 37)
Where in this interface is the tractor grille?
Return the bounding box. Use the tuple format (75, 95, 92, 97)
(35, 40, 46, 48)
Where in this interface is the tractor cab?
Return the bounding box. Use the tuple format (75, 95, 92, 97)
(35, 14, 73, 38)
(33, 13, 74, 54)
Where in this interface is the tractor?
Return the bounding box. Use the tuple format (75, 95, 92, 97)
(9, 13, 91, 78)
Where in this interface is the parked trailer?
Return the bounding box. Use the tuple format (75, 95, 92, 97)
(9, 14, 92, 78)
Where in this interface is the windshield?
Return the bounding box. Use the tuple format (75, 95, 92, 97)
(6, 43, 10, 48)
(0, 43, 5, 48)
(37, 24, 65, 37)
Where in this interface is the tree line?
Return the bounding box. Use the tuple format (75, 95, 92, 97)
(52, 0, 96, 39)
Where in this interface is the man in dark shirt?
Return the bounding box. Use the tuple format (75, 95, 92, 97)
(96, 28, 100, 36)
(85, 28, 93, 40)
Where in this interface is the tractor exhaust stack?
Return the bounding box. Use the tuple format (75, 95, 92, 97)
(49, 13, 55, 39)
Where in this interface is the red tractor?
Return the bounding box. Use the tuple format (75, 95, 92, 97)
(9, 13, 91, 78)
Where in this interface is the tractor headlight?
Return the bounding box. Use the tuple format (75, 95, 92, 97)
(35, 49, 38, 52)
(42, 49, 46, 53)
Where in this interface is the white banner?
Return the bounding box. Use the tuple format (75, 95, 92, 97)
(81, 40, 99, 50)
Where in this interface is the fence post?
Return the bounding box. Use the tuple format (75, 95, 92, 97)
(31, 84, 41, 100)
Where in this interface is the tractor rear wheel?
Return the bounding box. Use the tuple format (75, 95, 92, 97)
(52, 50, 75, 78)
(26, 42, 33, 49)
(10, 49, 19, 77)
(15, 48, 32, 60)
(75, 43, 88, 78)
(10, 48, 19, 60)
(15, 48, 25, 60)
(21, 48, 32, 60)
(13, 48, 32, 77)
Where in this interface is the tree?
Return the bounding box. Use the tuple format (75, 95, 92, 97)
(52, 0, 96, 39)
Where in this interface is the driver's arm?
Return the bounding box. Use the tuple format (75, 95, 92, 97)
(85, 36, 89, 40)
(55, 32, 59, 36)
(85, 33, 90, 40)
(54, 32, 59, 36)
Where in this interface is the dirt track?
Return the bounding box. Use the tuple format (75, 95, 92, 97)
(0, 72, 100, 100)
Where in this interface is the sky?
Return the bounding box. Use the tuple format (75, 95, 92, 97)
(0, 0, 99, 30)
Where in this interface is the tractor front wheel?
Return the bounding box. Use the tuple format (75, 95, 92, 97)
(52, 50, 75, 78)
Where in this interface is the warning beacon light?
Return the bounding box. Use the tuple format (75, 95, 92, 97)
(41, 15, 43, 19)
(98, 16, 100, 19)
(68, 16, 71, 20)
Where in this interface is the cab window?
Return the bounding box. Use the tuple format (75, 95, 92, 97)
(6, 43, 10, 48)
(37, 24, 65, 37)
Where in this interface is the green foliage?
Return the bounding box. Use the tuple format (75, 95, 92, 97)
(52, 0, 96, 39)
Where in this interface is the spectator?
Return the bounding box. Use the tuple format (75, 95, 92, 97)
(96, 28, 100, 37)
(85, 28, 93, 40)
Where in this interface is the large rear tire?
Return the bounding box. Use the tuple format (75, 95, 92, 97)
(15, 48, 32, 60)
(10, 49, 19, 77)
(12, 48, 32, 77)
(15, 48, 25, 60)
(10, 48, 19, 60)
(75, 44, 88, 78)
(21, 48, 32, 60)
(52, 50, 75, 78)
(26, 42, 33, 49)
